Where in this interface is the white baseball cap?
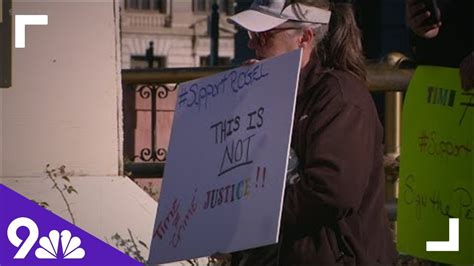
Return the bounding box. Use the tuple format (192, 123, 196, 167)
(227, 0, 332, 33)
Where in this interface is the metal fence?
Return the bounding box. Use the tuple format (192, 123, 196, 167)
(121, 53, 415, 221)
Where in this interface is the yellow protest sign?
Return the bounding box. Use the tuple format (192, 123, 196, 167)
(398, 66, 473, 264)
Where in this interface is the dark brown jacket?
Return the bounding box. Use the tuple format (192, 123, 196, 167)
(280, 61, 398, 265)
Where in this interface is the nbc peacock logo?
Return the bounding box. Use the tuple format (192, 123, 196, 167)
(35, 230, 85, 259)
(7, 217, 86, 260)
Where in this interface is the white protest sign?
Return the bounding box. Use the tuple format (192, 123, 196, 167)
(148, 49, 302, 264)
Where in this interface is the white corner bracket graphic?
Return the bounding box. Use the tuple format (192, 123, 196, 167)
(15, 15, 48, 48)
(426, 218, 459, 252)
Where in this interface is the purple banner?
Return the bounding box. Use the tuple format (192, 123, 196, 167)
(0, 184, 142, 266)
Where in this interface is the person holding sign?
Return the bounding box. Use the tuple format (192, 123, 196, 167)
(405, 0, 473, 90)
(228, 0, 398, 265)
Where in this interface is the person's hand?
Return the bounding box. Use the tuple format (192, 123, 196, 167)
(460, 52, 474, 91)
(406, 0, 441, 39)
(242, 59, 260, 66)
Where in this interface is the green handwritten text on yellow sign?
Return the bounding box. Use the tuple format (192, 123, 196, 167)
(398, 66, 473, 264)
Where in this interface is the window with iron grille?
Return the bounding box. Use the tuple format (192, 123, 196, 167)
(153, 0, 166, 12)
(142, 0, 150, 9)
(125, 0, 166, 13)
(125, 0, 138, 9)
(193, 0, 234, 15)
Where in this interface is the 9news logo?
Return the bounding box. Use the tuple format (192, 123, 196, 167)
(7, 217, 85, 260)
(1, 185, 142, 266)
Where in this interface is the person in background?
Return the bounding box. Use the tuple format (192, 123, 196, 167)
(227, 0, 398, 265)
(406, 0, 473, 90)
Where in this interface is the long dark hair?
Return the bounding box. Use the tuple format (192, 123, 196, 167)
(291, 0, 367, 81)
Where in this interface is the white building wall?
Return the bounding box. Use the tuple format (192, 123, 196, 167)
(0, 0, 158, 261)
(2, 1, 120, 177)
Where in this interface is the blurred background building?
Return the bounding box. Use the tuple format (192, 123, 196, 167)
(120, 0, 236, 69)
(119, 0, 411, 67)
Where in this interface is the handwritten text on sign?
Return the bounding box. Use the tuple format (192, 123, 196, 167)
(148, 50, 302, 264)
(398, 66, 473, 264)
(177, 65, 269, 111)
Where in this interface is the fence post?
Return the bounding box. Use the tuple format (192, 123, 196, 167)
(383, 52, 413, 236)
(385, 91, 402, 199)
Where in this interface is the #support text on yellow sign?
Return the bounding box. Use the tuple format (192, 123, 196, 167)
(398, 66, 473, 264)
